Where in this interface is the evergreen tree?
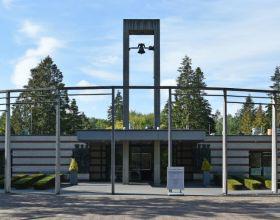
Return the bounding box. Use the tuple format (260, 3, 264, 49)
(253, 105, 267, 133)
(107, 90, 123, 122)
(267, 66, 280, 127)
(11, 56, 89, 135)
(239, 95, 255, 135)
(172, 56, 214, 131)
(0, 113, 5, 135)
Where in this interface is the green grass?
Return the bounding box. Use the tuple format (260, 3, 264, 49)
(33, 175, 55, 190)
(227, 179, 243, 190)
(14, 174, 45, 189)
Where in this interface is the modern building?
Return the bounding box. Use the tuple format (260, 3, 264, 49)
(0, 19, 279, 192)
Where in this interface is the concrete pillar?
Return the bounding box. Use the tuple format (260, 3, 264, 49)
(222, 89, 228, 195)
(122, 141, 129, 184)
(55, 90, 61, 195)
(4, 91, 11, 193)
(271, 95, 278, 193)
(154, 141, 161, 186)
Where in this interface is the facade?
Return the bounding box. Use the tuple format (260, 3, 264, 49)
(0, 133, 279, 185)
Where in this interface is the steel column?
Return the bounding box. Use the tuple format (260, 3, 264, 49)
(168, 88, 172, 167)
(111, 88, 116, 194)
(4, 91, 11, 193)
(55, 90, 61, 194)
(222, 89, 228, 195)
(271, 94, 278, 193)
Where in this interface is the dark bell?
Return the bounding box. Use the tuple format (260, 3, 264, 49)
(137, 43, 145, 54)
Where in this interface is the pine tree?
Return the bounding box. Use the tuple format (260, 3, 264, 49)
(11, 56, 89, 135)
(253, 105, 267, 133)
(172, 56, 214, 131)
(267, 66, 280, 127)
(239, 95, 255, 135)
(107, 90, 123, 122)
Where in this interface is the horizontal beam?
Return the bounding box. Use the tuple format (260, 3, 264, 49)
(0, 85, 278, 94)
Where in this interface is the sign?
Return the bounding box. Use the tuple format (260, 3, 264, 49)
(167, 167, 184, 195)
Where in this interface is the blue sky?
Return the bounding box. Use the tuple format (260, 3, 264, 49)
(0, 0, 280, 118)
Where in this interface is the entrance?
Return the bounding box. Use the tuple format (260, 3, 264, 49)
(129, 143, 153, 183)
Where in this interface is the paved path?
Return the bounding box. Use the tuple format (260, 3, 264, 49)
(0, 193, 279, 219)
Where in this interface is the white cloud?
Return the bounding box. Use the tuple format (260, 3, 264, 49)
(2, 0, 13, 9)
(11, 37, 63, 88)
(82, 67, 118, 81)
(20, 20, 42, 38)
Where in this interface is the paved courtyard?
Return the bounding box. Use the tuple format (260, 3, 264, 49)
(0, 183, 280, 219)
(0, 192, 279, 219)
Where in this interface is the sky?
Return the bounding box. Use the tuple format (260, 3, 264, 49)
(0, 0, 280, 118)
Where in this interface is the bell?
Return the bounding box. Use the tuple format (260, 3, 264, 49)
(137, 43, 145, 54)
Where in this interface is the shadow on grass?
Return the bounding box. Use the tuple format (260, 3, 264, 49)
(0, 194, 279, 219)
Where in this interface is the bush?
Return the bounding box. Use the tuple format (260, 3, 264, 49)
(264, 180, 271, 189)
(14, 174, 45, 189)
(244, 178, 262, 190)
(11, 174, 28, 187)
(33, 175, 55, 190)
(228, 179, 243, 190)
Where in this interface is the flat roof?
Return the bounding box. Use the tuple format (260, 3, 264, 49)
(76, 129, 206, 142)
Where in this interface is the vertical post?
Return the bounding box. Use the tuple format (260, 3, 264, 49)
(154, 20, 160, 128)
(111, 88, 115, 194)
(55, 89, 61, 194)
(222, 89, 228, 195)
(168, 88, 172, 167)
(123, 21, 129, 129)
(4, 91, 11, 193)
(271, 93, 278, 193)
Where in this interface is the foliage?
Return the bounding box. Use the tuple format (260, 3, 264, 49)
(244, 178, 262, 190)
(107, 90, 123, 122)
(172, 56, 214, 131)
(69, 158, 79, 172)
(227, 179, 243, 190)
(238, 95, 255, 135)
(0, 113, 5, 135)
(33, 175, 55, 190)
(201, 158, 212, 172)
(13, 174, 45, 189)
(253, 105, 268, 132)
(11, 56, 89, 135)
(129, 111, 154, 129)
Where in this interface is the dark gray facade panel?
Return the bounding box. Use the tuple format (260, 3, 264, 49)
(77, 130, 206, 142)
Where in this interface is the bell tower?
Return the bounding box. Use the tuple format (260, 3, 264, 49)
(123, 19, 160, 128)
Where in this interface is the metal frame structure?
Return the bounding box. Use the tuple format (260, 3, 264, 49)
(0, 85, 278, 195)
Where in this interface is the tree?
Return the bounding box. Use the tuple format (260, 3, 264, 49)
(239, 95, 255, 135)
(267, 66, 280, 127)
(172, 56, 214, 131)
(253, 105, 267, 133)
(11, 56, 89, 135)
(0, 113, 5, 135)
(107, 90, 123, 122)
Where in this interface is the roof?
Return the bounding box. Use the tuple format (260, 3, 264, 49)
(76, 129, 206, 142)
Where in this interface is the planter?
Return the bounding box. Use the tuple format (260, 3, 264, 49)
(69, 171, 78, 185)
(203, 171, 210, 187)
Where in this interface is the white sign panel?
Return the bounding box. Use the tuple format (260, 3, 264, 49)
(167, 167, 184, 192)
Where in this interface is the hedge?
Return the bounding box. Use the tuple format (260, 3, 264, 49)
(227, 179, 243, 190)
(33, 175, 55, 190)
(244, 178, 262, 190)
(11, 174, 29, 187)
(14, 174, 45, 189)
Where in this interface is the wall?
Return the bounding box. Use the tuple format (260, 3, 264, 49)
(204, 135, 280, 178)
(0, 136, 86, 179)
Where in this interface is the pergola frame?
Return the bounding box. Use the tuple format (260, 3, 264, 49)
(0, 85, 278, 195)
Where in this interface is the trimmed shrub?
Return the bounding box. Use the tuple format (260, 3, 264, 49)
(11, 174, 28, 187)
(227, 179, 243, 190)
(264, 180, 271, 189)
(33, 175, 55, 190)
(244, 178, 262, 190)
(14, 174, 45, 189)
